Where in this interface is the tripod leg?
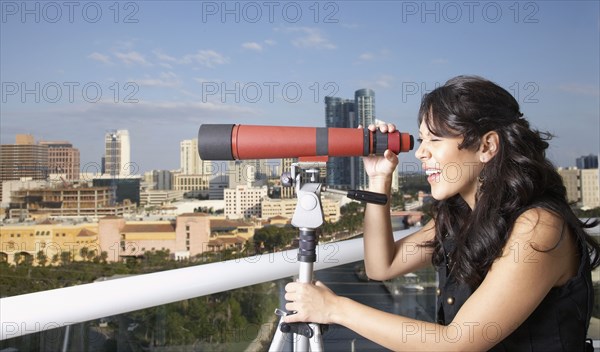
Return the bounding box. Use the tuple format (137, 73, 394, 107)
(269, 317, 286, 351)
(308, 323, 324, 352)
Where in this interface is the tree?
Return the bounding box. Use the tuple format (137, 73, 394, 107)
(60, 251, 72, 265)
(36, 250, 48, 267)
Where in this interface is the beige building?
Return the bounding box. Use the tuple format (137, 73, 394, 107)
(98, 213, 211, 261)
(224, 185, 268, 218)
(0, 221, 99, 265)
(173, 174, 211, 193)
(0, 134, 49, 201)
(558, 167, 600, 208)
(261, 196, 341, 223)
(9, 185, 135, 218)
(581, 168, 599, 209)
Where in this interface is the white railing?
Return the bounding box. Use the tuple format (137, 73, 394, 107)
(1, 231, 413, 340)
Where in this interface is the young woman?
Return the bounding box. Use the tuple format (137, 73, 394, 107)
(284, 76, 599, 351)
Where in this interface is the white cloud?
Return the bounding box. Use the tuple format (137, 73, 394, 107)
(264, 39, 276, 46)
(242, 42, 263, 51)
(114, 51, 151, 66)
(280, 27, 336, 50)
(153, 50, 178, 63)
(88, 52, 112, 64)
(135, 72, 181, 88)
(358, 52, 375, 61)
(153, 49, 230, 68)
(559, 83, 600, 97)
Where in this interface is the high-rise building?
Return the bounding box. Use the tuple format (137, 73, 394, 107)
(104, 130, 131, 177)
(355, 89, 376, 189)
(0, 134, 49, 201)
(324, 89, 376, 189)
(39, 141, 80, 180)
(325, 97, 354, 188)
(576, 154, 598, 169)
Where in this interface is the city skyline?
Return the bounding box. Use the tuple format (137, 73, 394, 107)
(1, 1, 599, 173)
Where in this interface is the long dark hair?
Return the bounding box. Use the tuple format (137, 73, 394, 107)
(419, 75, 600, 288)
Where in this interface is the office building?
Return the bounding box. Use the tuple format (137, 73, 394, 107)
(180, 138, 209, 175)
(576, 154, 598, 169)
(9, 185, 135, 218)
(224, 185, 268, 218)
(558, 167, 600, 209)
(354, 89, 376, 189)
(39, 141, 80, 180)
(324, 97, 354, 188)
(324, 89, 376, 189)
(0, 134, 49, 201)
(104, 130, 131, 177)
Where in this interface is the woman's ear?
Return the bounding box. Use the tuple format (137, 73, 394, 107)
(479, 131, 499, 163)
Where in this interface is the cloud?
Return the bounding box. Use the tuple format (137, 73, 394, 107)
(88, 52, 112, 64)
(242, 42, 263, 51)
(135, 72, 181, 88)
(152, 49, 230, 68)
(355, 49, 391, 64)
(559, 83, 600, 97)
(114, 51, 151, 66)
(264, 39, 276, 46)
(358, 52, 375, 61)
(279, 27, 336, 49)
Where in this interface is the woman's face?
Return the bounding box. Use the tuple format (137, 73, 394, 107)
(415, 120, 484, 208)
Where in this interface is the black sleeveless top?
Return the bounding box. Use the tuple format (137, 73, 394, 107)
(436, 238, 594, 351)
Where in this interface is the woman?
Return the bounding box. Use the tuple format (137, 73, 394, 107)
(284, 76, 599, 351)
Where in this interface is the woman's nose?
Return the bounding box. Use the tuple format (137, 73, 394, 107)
(415, 142, 429, 161)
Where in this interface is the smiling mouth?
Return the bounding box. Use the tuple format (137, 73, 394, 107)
(425, 168, 442, 183)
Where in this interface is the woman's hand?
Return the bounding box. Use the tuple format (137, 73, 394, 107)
(283, 281, 339, 325)
(362, 123, 399, 181)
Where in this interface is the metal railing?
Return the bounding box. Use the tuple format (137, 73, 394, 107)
(1, 232, 395, 340)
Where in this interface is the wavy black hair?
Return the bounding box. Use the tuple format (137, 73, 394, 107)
(418, 75, 600, 288)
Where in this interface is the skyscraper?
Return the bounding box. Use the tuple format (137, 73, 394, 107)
(354, 89, 376, 189)
(576, 154, 598, 169)
(324, 89, 376, 189)
(104, 130, 131, 177)
(324, 96, 354, 188)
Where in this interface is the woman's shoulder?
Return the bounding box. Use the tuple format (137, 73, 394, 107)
(510, 207, 568, 251)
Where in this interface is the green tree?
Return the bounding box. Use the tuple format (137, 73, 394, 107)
(36, 250, 48, 267)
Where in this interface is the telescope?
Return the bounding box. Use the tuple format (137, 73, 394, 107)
(197, 124, 414, 160)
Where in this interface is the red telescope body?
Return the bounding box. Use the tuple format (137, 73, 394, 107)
(198, 124, 414, 160)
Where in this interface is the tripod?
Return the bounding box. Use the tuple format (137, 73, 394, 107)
(269, 162, 387, 352)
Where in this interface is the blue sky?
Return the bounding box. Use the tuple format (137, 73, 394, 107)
(1, 1, 599, 173)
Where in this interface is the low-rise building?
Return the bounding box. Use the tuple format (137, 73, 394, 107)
(0, 220, 100, 265)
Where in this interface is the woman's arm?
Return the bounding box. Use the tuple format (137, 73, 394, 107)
(285, 208, 577, 351)
(361, 125, 435, 280)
